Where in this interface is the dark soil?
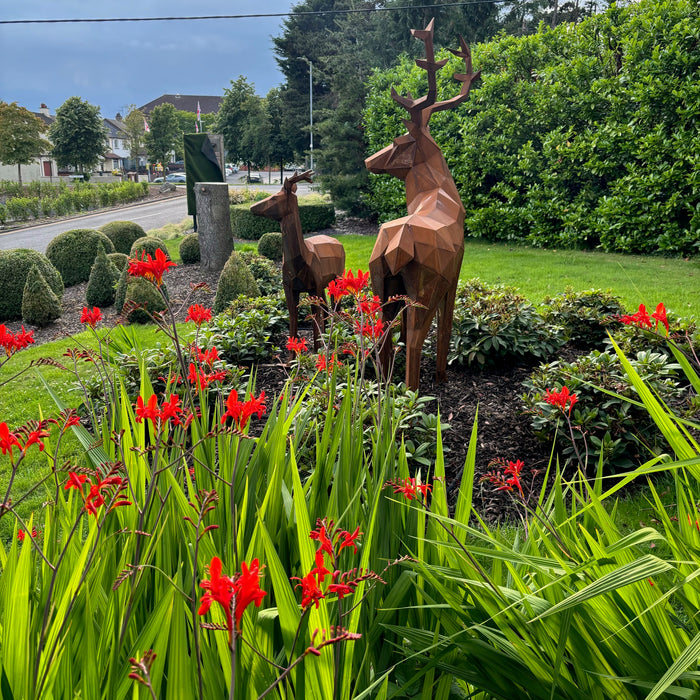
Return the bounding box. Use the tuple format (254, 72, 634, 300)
(4, 217, 556, 520)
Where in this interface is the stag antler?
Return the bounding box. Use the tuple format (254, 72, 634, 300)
(391, 18, 480, 125)
(284, 169, 314, 192)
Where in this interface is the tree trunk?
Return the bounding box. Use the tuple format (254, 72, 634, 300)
(17, 163, 22, 188)
(194, 182, 234, 273)
(280, 159, 284, 186)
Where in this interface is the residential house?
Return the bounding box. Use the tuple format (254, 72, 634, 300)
(138, 94, 223, 115)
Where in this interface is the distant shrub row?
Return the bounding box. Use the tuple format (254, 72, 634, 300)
(0, 181, 149, 225)
(364, 0, 699, 255)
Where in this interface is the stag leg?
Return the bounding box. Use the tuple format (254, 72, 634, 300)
(404, 305, 436, 391)
(436, 279, 458, 383)
(285, 283, 300, 338)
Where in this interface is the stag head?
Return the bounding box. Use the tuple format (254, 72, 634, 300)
(250, 170, 314, 220)
(365, 19, 480, 178)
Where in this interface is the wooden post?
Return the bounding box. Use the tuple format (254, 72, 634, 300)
(194, 182, 233, 272)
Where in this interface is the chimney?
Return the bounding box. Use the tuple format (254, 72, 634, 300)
(115, 112, 123, 121)
(39, 103, 50, 117)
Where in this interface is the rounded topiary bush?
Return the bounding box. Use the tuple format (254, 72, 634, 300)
(179, 233, 200, 264)
(46, 228, 116, 287)
(86, 242, 120, 307)
(123, 277, 168, 324)
(214, 252, 260, 314)
(107, 252, 129, 272)
(99, 220, 146, 255)
(114, 265, 128, 313)
(22, 264, 62, 326)
(130, 236, 170, 260)
(257, 232, 283, 262)
(239, 251, 282, 296)
(0, 248, 63, 321)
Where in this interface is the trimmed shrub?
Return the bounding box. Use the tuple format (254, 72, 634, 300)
(107, 252, 129, 272)
(46, 228, 116, 287)
(239, 251, 282, 296)
(179, 233, 200, 264)
(114, 265, 128, 313)
(99, 220, 146, 255)
(86, 243, 120, 307)
(22, 264, 61, 326)
(214, 252, 260, 314)
(130, 236, 170, 260)
(257, 232, 283, 262)
(231, 196, 336, 240)
(0, 248, 63, 321)
(123, 277, 168, 324)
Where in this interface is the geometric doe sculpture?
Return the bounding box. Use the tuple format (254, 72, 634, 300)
(366, 19, 480, 391)
(250, 170, 345, 349)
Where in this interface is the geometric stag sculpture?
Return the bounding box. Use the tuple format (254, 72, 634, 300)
(250, 170, 345, 349)
(366, 19, 480, 391)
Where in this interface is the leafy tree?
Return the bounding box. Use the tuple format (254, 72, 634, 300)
(0, 102, 51, 187)
(48, 97, 107, 178)
(265, 87, 295, 183)
(144, 103, 180, 171)
(215, 76, 258, 165)
(122, 106, 146, 169)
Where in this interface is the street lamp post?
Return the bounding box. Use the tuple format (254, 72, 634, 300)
(298, 57, 313, 172)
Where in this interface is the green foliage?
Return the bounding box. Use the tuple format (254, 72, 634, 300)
(0, 102, 50, 186)
(448, 278, 564, 367)
(523, 347, 692, 471)
(85, 242, 119, 307)
(232, 196, 336, 240)
(123, 277, 168, 324)
(129, 236, 170, 259)
(200, 309, 280, 364)
(0, 248, 63, 321)
(540, 287, 626, 348)
(21, 264, 61, 326)
(364, 0, 700, 255)
(45, 228, 116, 287)
(257, 231, 284, 262)
(178, 233, 200, 264)
(98, 220, 146, 254)
(239, 251, 283, 296)
(48, 96, 107, 174)
(215, 76, 259, 165)
(144, 102, 180, 169)
(106, 252, 128, 272)
(213, 251, 260, 313)
(229, 188, 269, 204)
(114, 264, 128, 312)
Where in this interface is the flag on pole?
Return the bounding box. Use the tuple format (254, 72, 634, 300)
(195, 121, 199, 133)
(196, 101, 202, 130)
(144, 118, 150, 133)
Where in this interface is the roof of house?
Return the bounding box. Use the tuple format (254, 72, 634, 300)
(138, 94, 223, 115)
(103, 118, 127, 136)
(32, 111, 54, 126)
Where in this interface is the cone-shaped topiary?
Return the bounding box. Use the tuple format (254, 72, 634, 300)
(213, 252, 260, 314)
(179, 233, 200, 264)
(0, 248, 63, 321)
(46, 228, 116, 287)
(107, 252, 129, 272)
(130, 236, 170, 260)
(86, 242, 120, 307)
(123, 277, 168, 324)
(22, 264, 62, 326)
(257, 232, 283, 262)
(99, 220, 146, 254)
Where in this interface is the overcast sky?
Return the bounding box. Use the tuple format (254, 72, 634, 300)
(0, 0, 295, 118)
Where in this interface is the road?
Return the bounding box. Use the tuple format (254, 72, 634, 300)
(0, 174, 313, 254)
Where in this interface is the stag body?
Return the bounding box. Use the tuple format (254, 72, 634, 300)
(366, 19, 480, 390)
(250, 171, 345, 348)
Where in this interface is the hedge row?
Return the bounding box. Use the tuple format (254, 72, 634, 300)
(230, 196, 336, 240)
(364, 0, 699, 256)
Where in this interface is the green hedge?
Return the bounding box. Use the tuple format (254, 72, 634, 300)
(231, 196, 336, 240)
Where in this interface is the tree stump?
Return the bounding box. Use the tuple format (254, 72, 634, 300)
(194, 182, 233, 272)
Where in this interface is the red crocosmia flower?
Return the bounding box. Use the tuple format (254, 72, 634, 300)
(310, 523, 334, 557)
(355, 318, 384, 339)
(17, 527, 38, 542)
(128, 249, 176, 286)
(286, 336, 308, 355)
(83, 474, 125, 518)
(0, 422, 21, 458)
(80, 306, 102, 328)
(185, 304, 213, 326)
(619, 303, 653, 330)
(316, 352, 342, 372)
(544, 386, 578, 415)
(0, 324, 35, 357)
(65, 471, 88, 491)
(337, 526, 362, 555)
(221, 390, 266, 429)
(135, 395, 161, 425)
(234, 559, 267, 630)
(358, 294, 381, 316)
(292, 571, 326, 610)
(481, 458, 526, 497)
(327, 582, 355, 599)
(651, 302, 669, 334)
(386, 477, 431, 502)
(309, 549, 331, 584)
(194, 345, 219, 366)
(327, 278, 349, 302)
(342, 269, 370, 295)
(159, 394, 183, 423)
(22, 427, 49, 452)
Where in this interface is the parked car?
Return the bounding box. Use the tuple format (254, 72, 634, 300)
(166, 173, 186, 183)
